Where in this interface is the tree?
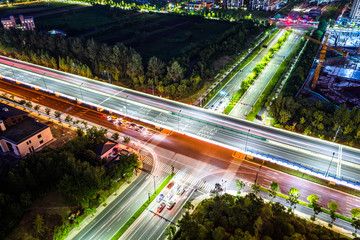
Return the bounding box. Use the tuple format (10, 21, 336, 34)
(351, 208, 360, 236)
(45, 107, 51, 115)
(165, 225, 177, 240)
(287, 187, 299, 213)
(279, 110, 291, 124)
(19, 99, 26, 105)
(328, 201, 338, 227)
(269, 181, 279, 202)
(251, 183, 261, 196)
(127, 52, 144, 82)
(82, 120, 88, 129)
(34, 104, 40, 111)
(307, 194, 321, 221)
(210, 183, 224, 196)
(65, 115, 73, 123)
(112, 132, 120, 141)
(54, 110, 61, 119)
(33, 214, 45, 237)
(123, 136, 131, 144)
(166, 61, 183, 83)
(147, 56, 165, 80)
(183, 201, 194, 212)
(235, 179, 245, 197)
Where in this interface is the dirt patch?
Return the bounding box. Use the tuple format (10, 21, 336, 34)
(6, 191, 70, 240)
(213, 55, 235, 71)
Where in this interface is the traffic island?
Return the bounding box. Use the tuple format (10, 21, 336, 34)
(111, 173, 175, 240)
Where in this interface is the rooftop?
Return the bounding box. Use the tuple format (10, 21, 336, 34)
(0, 102, 28, 121)
(94, 140, 118, 157)
(0, 117, 48, 144)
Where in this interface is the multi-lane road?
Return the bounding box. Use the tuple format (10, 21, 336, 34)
(0, 56, 360, 187)
(204, 29, 285, 113)
(230, 32, 301, 118)
(1, 80, 359, 239)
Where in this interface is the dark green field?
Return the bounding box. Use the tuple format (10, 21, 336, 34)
(35, 6, 237, 61)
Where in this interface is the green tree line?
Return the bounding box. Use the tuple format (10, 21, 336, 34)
(269, 20, 360, 146)
(0, 127, 139, 239)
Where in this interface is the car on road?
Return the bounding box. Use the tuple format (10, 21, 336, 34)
(156, 194, 164, 203)
(173, 183, 181, 191)
(157, 202, 166, 213)
(177, 188, 186, 196)
(165, 193, 174, 202)
(167, 201, 176, 210)
(167, 182, 174, 189)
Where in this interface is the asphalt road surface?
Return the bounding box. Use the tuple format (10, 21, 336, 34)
(0, 82, 359, 239)
(0, 56, 360, 187)
(230, 32, 301, 118)
(204, 29, 285, 113)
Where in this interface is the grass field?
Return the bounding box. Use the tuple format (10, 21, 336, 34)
(35, 6, 237, 61)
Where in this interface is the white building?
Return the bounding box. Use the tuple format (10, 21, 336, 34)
(350, 0, 360, 22)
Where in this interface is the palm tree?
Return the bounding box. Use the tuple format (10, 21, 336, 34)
(351, 208, 360, 236)
(287, 187, 299, 213)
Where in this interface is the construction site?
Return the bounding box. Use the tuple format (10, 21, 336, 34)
(306, 28, 360, 108)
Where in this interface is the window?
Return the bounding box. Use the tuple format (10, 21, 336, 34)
(39, 140, 44, 144)
(29, 147, 32, 153)
(38, 134, 42, 139)
(31, 146, 35, 152)
(29, 140, 32, 144)
(26, 141, 29, 145)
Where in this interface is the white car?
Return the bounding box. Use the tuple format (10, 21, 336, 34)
(165, 193, 174, 202)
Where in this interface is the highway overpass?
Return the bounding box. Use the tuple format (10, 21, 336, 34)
(1, 55, 360, 188)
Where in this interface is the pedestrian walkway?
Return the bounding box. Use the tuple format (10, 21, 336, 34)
(154, 161, 214, 193)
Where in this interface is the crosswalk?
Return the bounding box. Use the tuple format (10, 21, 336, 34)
(141, 157, 215, 193)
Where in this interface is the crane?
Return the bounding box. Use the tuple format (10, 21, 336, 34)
(275, 24, 348, 90)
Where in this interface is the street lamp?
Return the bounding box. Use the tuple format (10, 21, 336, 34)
(325, 152, 336, 178)
(79, 83, 84, 100)
(11, 64, 16, 81)
(124, 95, 129, 115)
(42, 73, 47, 90)
(104, 70, 111, 83)
(152, 174, 157, 194)
(245, 129, 250, 153)
(178, 109, 182, 132)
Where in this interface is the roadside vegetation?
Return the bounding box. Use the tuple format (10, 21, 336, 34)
(223, 30, 291, 114)
(268, 20, 360, 147)
(0, 4, 268, 101)
(172, 189, 350, 240)
(0, 127, 140, 239)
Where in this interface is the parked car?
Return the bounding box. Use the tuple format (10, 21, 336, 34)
(177, 188, 186, 196)
(157, 202, 166, 213)
(156, 194, 164, 203)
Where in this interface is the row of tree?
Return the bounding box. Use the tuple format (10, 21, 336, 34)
(0, 4, 268, 99)
(169, 179, 360, 239)
(0, 127, 139, 239)
(269, 20, 360, 146)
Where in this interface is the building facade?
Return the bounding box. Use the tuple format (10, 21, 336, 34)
(1, 15, 35, 31)
(0, 103, 53, 158)
(250, 0, 280, 10)
(350, 0, 360, 22)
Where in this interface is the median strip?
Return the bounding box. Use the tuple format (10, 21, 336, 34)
(111, 173, 175, 240)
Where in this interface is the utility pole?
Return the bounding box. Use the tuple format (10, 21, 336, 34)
(333, 126, 341, 142)
(125, 95, 129, 115)
(42, 73, 47, 90)
(79, 83, 84, 101)
(178, 109, 182, 131)
(325, 152, 336, 178)
(245, 129, 250, 152)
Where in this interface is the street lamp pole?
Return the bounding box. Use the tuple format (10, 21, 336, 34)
(325, 152, 336, 178)
(79, 83, 84, 101)
(153, 174, 157, 194)
(11, 64, 16, 81)
(178, 109, 182, 132)
(333, 126, 341, 142)
(125, 95, 129, 115)
(42, 73, 47, 90)
(245, 129, 250, 152)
